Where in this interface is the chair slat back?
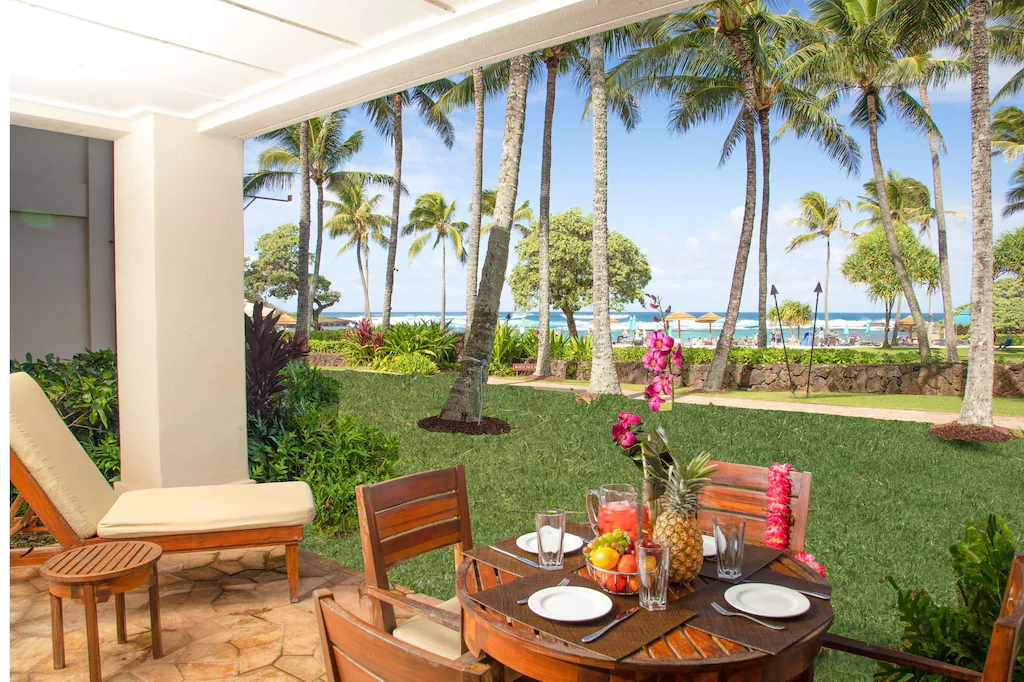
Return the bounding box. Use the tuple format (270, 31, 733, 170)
(356, 466, 473, 633)
(983, 552, 1024, 682)
(314, 589, 486, 682)
(697, 460, 812, 554)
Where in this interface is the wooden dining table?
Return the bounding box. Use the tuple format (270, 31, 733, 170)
(455, 523, 832, 682)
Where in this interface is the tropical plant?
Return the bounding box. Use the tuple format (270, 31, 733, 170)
(373, 351, 439, 376)
(380, 321, 459, 364)
(490, 323, 535, 365)
(993, 106, 1024, 218)
(244, 302, 308, 418)
(877, 514, 1021, 681)
(841, 226, 939, 347)
(567, 334, 594, 364)
(403, 192, 468, 327)
(790, 0, 962, 359)
(480, 188, 535, 236)
(785, 192, 854, 333)
(364, 82, 456, 328)
(767, 299, 813, 340)
(325, 174, 391, 321)
(508, 208, 651, 339)
(995, 227, 1024, 278)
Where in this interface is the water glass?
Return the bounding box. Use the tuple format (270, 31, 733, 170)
(535, 510, 566, 570)
(714, 517, 746, 580)
(638, 543, 670, 611)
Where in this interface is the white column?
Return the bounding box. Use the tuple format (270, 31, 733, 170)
(114, 113, 249, 489)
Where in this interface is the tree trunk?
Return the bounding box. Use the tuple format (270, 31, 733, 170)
(295, 121, 312, 340)
(465, 66, 485, 339)
(892, 295, 902, 346)
(563, 307, 578, 340)
(865, 91, 931, 359)
(439, 54, 531, 422)
(824, 237, 832, 338)
(536, 58, 558, 378)
(961, 0, 994, 426)
(705, 31, 759, 391)
(312, 180, 325, 305)
(587, 33, 621, 396)
(920, 81, 959, 363)
(883, 298, 893, 349)
(356, 241, 370, 322)
(441, 235, 447, 327)
(757, 109, 771, 346)
(365, 243, 372, 322)
(382, 93, 404, 329)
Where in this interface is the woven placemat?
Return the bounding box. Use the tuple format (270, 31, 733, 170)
(698, 544, 782, 583)
(746, 567, 833, 597)
(677, 579, 833, 654)
(469, 571, 696, 661)
(464, 523, 594, 577)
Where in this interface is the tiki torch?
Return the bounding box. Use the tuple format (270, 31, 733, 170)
(771, 285, 796, 398)
(807, 282, 823, 399)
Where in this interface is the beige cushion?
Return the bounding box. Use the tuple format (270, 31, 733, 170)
(96, 481, 315, 538)
(392, 597, 463, 660)
(9, 372, 117, 539)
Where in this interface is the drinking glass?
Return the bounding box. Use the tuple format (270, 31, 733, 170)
(535, 510, 567, 570)
(638, 543, 670, 611)
(714, 516, 746, 580)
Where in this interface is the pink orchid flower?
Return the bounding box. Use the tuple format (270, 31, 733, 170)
(611, 422, 636, 448)
(642, 350, 667, 372)
(647, 394, 665, 411)
(651, 374, 673, 396)
(618, 412, 642, 426)
(671, 345, 683, 370)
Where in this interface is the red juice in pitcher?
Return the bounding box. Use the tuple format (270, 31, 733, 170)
(597, 500, 639, 541)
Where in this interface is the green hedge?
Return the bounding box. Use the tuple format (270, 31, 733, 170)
(309, 339, 348, 354)
(611, 346, 947, 365)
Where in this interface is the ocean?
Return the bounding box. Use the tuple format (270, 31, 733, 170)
(320, 310, 932, 344)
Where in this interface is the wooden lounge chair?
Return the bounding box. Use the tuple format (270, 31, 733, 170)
(822, 552, 1024, 682)
(312, 465, 499, 681)
(9, 372, 315, 602)
(699, 460, 813, 553)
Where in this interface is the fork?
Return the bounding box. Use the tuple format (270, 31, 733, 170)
(711, 602, 785, 630)
(518, 578, 569, 604)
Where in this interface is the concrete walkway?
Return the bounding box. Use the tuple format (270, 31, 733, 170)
(487, 376, 1024, 431)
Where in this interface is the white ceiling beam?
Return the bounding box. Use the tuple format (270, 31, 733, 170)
(212, 0, 362, 48)
(10, 98, 132, 140)
(199, 0, 700, 139)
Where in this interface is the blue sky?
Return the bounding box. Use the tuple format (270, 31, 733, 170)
(243, 9, 1021, 316)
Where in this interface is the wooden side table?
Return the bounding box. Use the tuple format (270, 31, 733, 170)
(40, 541, 164, 682)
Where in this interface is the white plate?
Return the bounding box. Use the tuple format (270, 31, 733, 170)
(702, 535, 716, 557)
(724, 583, 811, 619)
(527, 585, 613, 622)
(516, 531, 584, 554)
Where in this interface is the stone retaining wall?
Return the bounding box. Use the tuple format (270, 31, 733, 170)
(308, 352, 347, 367)
(549, 359, 1024, 398)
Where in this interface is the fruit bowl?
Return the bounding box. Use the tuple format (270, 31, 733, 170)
(585, 557, 639, 595)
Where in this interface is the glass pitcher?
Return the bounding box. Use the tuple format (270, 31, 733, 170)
(586, 484, 639, 541)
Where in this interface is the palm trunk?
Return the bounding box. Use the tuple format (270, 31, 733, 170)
(706, 31, 759, 391)
(382, 93, 404, 329)
(356, 240, 370, 322)
(824, 236, 831, 335)
(892, 296, 902, 346)
(960, 0, 994, 426)
(365, 243, 372, 322)
(440, 54, 531, 422)
(865, 91, 931, 359)
(295, 121, 312, 340)
(883, 298, 893, 348)
(919, 82, 959, 363)
(587, 33, 621, 396)
(563, 307, 579, 339)
(536, 58, 558, 378)
(757, 109, 771, 346)
(441, 236, 447, 327)
(465, 66, 485, 338)
(312, 180, 325, 305)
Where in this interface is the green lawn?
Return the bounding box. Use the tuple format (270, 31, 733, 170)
(717, 390, 1024, 417)
(306, 370, 1024, 681)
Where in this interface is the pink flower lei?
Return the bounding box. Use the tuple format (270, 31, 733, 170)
(765, 462, 827, 578)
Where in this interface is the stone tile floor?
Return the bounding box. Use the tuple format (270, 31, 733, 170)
(10, 546, 441, 682)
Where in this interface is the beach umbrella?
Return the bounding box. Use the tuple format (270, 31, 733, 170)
(843, 321, 850, 337)
(693, 312, 722, 341)
(865, 321, 872, 336)
(628, 315, 637, 334)
(897, 314, 917, 341)
(953, 311, 971, 325)
(664, 310, 696, 339)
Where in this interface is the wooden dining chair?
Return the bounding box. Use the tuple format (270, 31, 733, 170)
(698, 460, 813, 554)
(822, 552, 1024, 682)
(313, 465, 500, 681)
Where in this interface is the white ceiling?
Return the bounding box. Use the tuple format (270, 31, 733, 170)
(9, 0, 698, 140)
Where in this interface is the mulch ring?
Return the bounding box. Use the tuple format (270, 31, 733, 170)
(928, 422, 1020, 443)
(418, 415, 512, 436)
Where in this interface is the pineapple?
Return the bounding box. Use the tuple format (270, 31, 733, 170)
(649, 452, 716, 584)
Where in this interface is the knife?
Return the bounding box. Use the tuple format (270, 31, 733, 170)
(488, 545, 542, 569)
(582, 607, 640, 643)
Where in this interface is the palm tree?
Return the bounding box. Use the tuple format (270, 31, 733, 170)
(481, 188, 534, 235)
(403, 192, 468, 327)
(364, 82, 455, 328)
(790, 0, 960, 360)
(325, 175, 391, 321)
(785, 192, 855, 334)
(434, 63, 510, 337)
(993, 106, 1024, 217)
(296, 122, 311, 338)
(439, 53, 532, 423)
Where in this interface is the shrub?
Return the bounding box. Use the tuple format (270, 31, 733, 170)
(308, 339, 348, 354)
(11, 350, 121, 482)
(380, 321, 460, 364)
(309, 329, 349, 341)
(567, 334, 593, 363)
(373, 352, 439, 376)
(491, 323, 535, 365)
(488, 361, 516, 377)
(245, 302, 307, 417)
(611, 345, 951, 366)
(879, 514, 1021, 681)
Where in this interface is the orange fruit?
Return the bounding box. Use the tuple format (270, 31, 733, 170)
(627, 576, 640, 592)
(604, 573, 627, 592)
(616, 554, 638, 574)
(644, 556, 658, 572)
